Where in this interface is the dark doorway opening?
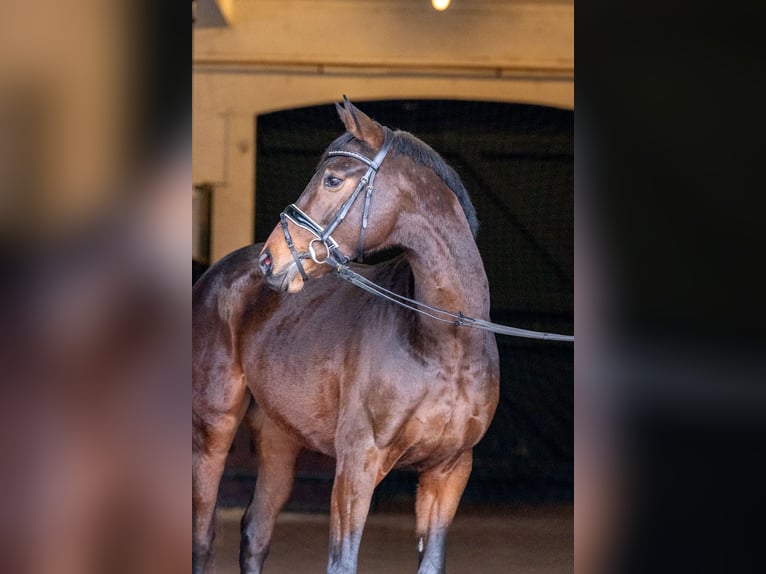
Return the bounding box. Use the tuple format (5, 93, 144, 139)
(221, 99, 573, 509)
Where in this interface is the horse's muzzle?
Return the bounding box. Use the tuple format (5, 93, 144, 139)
(258, 249, 273, 276)
(259, 253, 304, 293)
(259, 248, 290, 292)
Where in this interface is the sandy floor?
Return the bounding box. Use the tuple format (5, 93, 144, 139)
(211, 504, 572, 573)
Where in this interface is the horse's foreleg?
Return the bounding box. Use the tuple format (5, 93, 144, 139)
(326, 444, 384, 574)
(192, 381, 249, 574)
(239, 408, 302, 574)
(415, 450, 473, 574)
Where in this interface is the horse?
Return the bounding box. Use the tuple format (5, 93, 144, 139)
(192, 97, 500, 574)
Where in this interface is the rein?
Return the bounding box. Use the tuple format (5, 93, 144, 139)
(278, 128, 574, 343)
(333, 263, 574, 342)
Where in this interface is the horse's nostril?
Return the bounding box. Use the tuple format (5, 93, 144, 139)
(258, 250, 273, 276)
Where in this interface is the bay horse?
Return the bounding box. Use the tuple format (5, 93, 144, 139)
(192, 98, 500, 573)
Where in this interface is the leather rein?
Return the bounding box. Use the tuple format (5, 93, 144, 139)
(278, 128, 574, 343)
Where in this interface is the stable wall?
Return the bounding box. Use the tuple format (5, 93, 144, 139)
(193, 0, 573, 261)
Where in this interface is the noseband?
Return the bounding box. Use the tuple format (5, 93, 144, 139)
(279, 127, 394, 281)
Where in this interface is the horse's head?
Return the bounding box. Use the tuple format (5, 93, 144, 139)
(259, 97, 401, 293)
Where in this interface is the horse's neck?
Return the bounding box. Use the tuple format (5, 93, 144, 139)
(403, 216, 491, 341)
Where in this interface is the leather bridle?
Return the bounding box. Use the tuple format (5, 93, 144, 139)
(279, 127, 394, 281)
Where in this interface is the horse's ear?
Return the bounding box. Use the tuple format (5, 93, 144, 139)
(336, 95, 384, 149)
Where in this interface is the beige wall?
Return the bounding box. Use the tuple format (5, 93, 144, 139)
(193, 0, 573, 261)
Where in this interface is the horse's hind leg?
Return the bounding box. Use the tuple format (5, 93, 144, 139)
(415, 450, 473, 574)
(239, 407, 302, 574)
(192, 376, 249, 574)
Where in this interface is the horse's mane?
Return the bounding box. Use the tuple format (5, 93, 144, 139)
(326, 131, 480, 238)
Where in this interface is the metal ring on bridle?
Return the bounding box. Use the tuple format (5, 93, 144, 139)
(308, 238, 331, 264)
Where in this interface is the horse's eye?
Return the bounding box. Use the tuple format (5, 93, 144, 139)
(324, 175, 343, 188)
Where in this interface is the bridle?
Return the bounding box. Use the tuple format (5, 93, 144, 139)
(276, 128, 574, 343)
(279, 127, 394, 281)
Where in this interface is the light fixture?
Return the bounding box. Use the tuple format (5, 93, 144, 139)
(432, 0, 450, 11)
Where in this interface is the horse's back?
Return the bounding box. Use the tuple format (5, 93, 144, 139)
(193, 244, 267, 394)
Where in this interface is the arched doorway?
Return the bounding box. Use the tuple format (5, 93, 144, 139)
(219, 99, 573, 508)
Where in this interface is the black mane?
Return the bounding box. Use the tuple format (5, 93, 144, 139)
(326, 131, 480, 238)
(390, 130, 479, 238)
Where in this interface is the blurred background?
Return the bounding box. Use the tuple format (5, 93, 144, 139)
(0, 1, 189, 573)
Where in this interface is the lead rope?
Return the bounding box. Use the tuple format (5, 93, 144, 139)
(332, 263, 574, 342)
